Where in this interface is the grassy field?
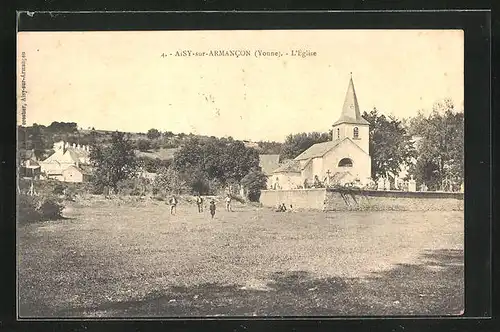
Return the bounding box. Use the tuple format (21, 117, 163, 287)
(18, 196, 464, 317)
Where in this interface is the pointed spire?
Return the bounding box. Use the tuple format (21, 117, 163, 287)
(333, 74, 370, 126)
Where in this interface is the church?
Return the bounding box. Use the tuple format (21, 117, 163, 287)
(271, 75, 372, 189)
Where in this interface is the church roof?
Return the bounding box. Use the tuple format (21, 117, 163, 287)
(333, 76, 370, 126)
(259, 154, 281, 175)
(294, 139, 343, 161)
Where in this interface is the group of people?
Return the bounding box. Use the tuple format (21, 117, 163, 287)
(168, 193, 234, 219)
(275, 203, 292, 212)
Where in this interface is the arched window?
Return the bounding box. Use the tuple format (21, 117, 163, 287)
(353, 127, 359, 139)
(338, 158, 353, 167)
(337, 128, 340, 139)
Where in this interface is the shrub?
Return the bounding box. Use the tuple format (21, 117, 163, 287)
(240, 169, 268, 202)
(89, 182, 105, 195)
(136, 139, 151, 152)
(18, 194, 64, 223)
(18, 194, 41, 223)
(63, 186, 77, 201)
(38, 196, 64, 220)
(52, 183, 66, 195)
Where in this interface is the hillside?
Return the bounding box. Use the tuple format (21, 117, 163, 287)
(18, 122, 284, 163)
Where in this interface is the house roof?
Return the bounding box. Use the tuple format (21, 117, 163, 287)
(294, 139, 343, 161)
(332, 76, 370, 126)
(24, 159, 40, 168)
(64, 164, 92, 175)
(41, 147, 89, 164)
(66, 147, 89, 163)
(258, 154, 280, 175)
(272, 160, 301, 173)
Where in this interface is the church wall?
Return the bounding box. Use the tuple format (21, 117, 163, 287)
(259, 188, 463, 211)
(311, 158, 323, 179)
(324, 189, 464, 211)
(301, 160, 313, 183)
(322, 140, 371, 183)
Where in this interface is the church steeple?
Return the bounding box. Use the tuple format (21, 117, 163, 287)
(333, 74, 370, 126)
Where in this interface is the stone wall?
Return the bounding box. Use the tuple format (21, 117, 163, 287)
(325, 189, 463, 211)
(259, 189, 326, 210)
(259, 188, 464, 211)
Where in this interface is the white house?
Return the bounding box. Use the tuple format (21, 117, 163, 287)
(61, 165, 92, 183)
(39, 141, 91, 182)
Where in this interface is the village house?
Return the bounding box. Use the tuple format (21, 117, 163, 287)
(18, 149, 42, 179)
(258, 154, 281, 189)
(38, 141, 92, 182)
(270, 76, 372, 189)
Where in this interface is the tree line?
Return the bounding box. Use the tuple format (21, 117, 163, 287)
(88, 133, 268, 200)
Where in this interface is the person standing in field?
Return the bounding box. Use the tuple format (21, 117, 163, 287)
(169, 195, 178, 215)
(209, 200, 216, 219)
(196, 194, 203, 213)
(225, 194, 232, 212)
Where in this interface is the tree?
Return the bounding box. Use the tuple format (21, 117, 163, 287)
(256, 140, 283, 154)
(89, 132, 139, 193)
(220, 139, 260, 183)
(408, 99, 464, 190)
(147, 128, 161, 140)
(138, 157, 171, 173)
(29, 124, 46, 160)
(164, 131, 174, 138)
(172, 136, 260, 193)
(241, 168, 268, 201)
(362, 108, 416, 181)
(153, 166, 189, 195)
(149, 140, 159, 150)
(136, 138, 151, 152)
(46, 121, 78, 134)
(280, 131, 331, 161)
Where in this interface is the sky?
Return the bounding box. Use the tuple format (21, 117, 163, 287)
(17, 30, 463, 142)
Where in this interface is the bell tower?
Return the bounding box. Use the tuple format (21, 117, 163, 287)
(332, 74, 370, 155)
